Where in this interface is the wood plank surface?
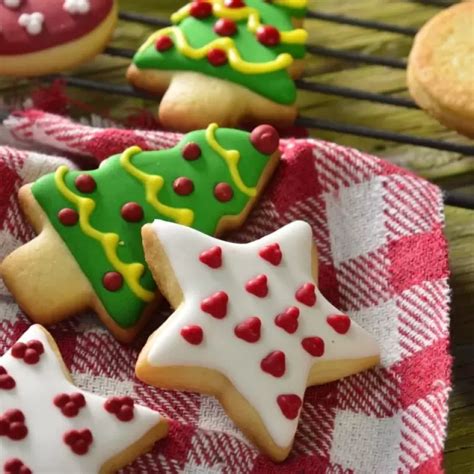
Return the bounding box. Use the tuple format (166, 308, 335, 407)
(0, 0, 472, 472)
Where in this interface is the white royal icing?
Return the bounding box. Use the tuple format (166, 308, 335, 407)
(0, 325, 162, 473)
(18, 12, 44, 36)
(63, 0, 91, 15)
(144, 220, 380, 448)
(4, 0, 21, 9)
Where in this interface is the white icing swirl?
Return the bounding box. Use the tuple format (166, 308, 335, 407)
(63, 0, 91, 15)
(18, 12, 44, 36)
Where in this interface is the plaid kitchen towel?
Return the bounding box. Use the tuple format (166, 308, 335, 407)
(0, 110, 451, 473)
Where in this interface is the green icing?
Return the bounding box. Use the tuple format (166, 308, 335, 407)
(132, 0, 306, 105)
(31, 127, 272, 328)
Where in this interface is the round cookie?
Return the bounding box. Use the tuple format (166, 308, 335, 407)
(0, 0, 117, 76)
(407, 2, 474, 138)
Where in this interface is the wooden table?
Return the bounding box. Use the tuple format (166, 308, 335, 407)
(0, 0, 472, 471)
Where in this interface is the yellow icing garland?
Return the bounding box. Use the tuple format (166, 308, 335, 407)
(54, 166, 154, 302)
(139, 26, 293, 74)
(206, 123, 257, 197)
(119, 146, 195, 226)
(171, 0, 308, 45)
(272, 0, 308, 8)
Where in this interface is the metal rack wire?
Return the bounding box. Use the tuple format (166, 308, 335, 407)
(5, 1, 474, 209)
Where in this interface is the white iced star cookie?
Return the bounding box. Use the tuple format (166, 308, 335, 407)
(137, 220, 380, 461)
(0, 325, 168, 474)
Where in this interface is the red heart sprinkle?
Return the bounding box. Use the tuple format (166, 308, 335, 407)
(234, 317, 261, 343)
(277, 394, 302, 420)
(180, 325, 204, 345)
(275, 306, 299, 334)
(201, 291, 228, 319)
(326, 314, 351, 334)
(245, 274, 268, 298)
(295, 282, 316, 306)
(199, 246, 222, 268)
(302, 337, 325, 357)
(260, 351, 286, 377)
(258, 243, 282, 265)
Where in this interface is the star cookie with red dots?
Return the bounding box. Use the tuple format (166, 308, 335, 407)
(0, 325, 168, 473)
(137, 220, 380, 461)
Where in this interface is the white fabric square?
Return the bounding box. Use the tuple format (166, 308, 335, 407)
(350, 299, 400, 366)
(325, 177, 386, 264)
(330, 410, 402, 472)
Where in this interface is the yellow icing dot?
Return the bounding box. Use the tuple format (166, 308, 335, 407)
(54, 166, 154, 302)
(205, 123, 257, 197)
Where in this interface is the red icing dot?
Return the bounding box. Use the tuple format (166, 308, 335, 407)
(11, 343, 26, 359)
(257, 25, 281, 46)
(214, 182, 233, 202)
(3, 458, 31, 474)
(214, 18, 237, 36)
(259, 243, 282, 265)
(58, 208, 79, 226)
(199, 246, 222, 269)
(225, 0, 245, 7)
(0, 409, 28, 441)
(155, 35, 174, 52)
(103, 272, 123, 291)
(295, 282, 316, 307)
(63, 429, 93, 455)
(182, 142, 201, 160)
(302, 337, 325, 357)
(201, 291, 228, 319)
(327, 314, 351, 334)
(190, 1, 213, 18)
(207, 48, 228, 66)
(74, 174, 96, 193)
(180, 325, 204, 345)
(250, 124, 279, 155)
(234, 317, 261, 343)
(22, 348, 39, 365)
(54, 392, 86, 417)
(277, 394, 302, 420)
(245, 274, 268, 298)
(173, 177, 194, 196)
(104, 396, 134, 422)
(27, 340, 44, 355)
(0, 366, 15, 390)
(121, 202, 144, 222)
(275, 306, 299, 334)
(261, 351, 286, 377)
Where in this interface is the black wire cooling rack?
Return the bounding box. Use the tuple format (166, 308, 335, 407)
(5, 0, 474, 209)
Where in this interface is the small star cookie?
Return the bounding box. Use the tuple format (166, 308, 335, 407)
(0, 325, 168, 473)
(136, 220, 380, 461)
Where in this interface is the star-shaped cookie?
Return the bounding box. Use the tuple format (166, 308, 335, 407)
(136, 220, 380, 461)
(0, 325, 168, 473)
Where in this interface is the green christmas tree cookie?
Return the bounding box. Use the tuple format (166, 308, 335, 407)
(0, 124, 280, 342)
(127, 0, 308, 131)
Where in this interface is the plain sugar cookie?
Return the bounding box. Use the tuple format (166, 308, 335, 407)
(407, 2, 474, 138)
(0, 324, 168, 473)
(136, 220, 380, 461)
(0, 0, 117, 76)
(127, 0, 308, 131)
(0, 124, 280, 343)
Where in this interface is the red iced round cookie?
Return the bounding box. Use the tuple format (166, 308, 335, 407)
(0, 0, 117, 76)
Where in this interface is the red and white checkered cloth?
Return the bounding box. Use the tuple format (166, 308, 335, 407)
(0, 110, 451, 473)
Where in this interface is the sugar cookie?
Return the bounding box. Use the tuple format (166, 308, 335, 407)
(127, 0, 308, 131)
(0, 325, 168, 473)
(136, 220, 380, 461)
(0, 0, 117, 76)
(0, 124, 280, 342)
(407, 2, 474, 137)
